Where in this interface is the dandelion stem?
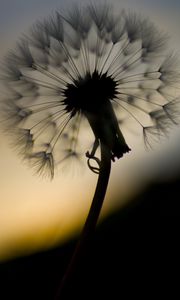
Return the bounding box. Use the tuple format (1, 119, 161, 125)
(55, 141, 111, 299)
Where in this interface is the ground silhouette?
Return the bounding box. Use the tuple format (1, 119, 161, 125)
(0, 174, 180, 299)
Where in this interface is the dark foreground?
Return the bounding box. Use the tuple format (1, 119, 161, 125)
(0, 174, 180, 299)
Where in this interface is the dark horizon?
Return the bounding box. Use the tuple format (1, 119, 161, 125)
(1, 172, 179, 299)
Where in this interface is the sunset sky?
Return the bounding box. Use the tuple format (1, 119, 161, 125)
(0, 0, 180, 261)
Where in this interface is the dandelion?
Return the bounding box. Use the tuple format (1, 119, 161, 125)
(1, 2, 180, 298)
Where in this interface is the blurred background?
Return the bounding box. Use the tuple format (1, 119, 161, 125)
(0, 0, 180, 299)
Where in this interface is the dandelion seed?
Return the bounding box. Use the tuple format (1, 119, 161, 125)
(12, 128, 34, 157)
(29, 151, 54, 179)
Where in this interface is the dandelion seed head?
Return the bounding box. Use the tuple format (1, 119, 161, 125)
(1, 2, 180, 178)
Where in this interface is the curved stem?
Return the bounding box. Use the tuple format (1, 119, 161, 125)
(55, 141, 111, 299)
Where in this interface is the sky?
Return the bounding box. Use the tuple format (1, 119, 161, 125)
(0, 0, 180, 261)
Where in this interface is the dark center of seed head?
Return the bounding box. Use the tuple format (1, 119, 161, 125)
(64, 71, 117, 114)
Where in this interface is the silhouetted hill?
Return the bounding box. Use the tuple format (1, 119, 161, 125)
(0, 175, 180, 299)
